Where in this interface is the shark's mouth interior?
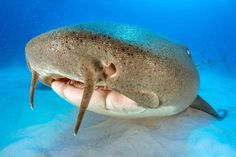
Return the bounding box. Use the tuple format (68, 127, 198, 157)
(59, 78, 112, 91)
(52, 78, 141, 114)
(31, 73, 144, 135)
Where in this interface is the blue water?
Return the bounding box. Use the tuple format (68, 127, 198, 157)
(0, 0, 236, 156)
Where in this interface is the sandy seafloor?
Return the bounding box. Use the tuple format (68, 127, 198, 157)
(0, 63, 235, 157)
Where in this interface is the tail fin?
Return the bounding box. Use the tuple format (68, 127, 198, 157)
(190, 95, 227, 120)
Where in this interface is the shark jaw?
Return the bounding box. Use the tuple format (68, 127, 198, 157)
(51, 78, 141, 115)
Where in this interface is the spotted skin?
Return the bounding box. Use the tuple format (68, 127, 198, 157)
(25, 23, 226, 134)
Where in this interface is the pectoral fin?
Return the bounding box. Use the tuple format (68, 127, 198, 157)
(190, 95, 227, 120)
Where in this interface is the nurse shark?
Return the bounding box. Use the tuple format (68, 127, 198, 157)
(25, 23, 227, 135)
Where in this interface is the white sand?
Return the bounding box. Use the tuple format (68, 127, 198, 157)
(0, 65, 235, 157)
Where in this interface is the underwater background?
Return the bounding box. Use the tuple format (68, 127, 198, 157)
(0, 0, 235, 156)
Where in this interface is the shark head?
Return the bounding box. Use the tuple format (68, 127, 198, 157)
(25, 23, 199, 135)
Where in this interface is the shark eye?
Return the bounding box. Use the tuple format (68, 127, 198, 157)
(186, 49, 191, 57)
(187, 50, 190, 55)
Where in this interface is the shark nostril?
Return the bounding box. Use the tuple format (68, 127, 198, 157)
(104, 63, 116, 78)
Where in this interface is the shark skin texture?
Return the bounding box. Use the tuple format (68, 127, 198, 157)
(25, 23, 227, 135)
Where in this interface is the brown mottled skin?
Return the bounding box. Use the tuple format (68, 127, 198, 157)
(25, 23, 226, 134)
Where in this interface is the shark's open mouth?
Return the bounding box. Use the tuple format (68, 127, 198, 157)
(30, 69, 143, 135)
(59, 78, 112, 91)
(51, 78, 144, 115)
